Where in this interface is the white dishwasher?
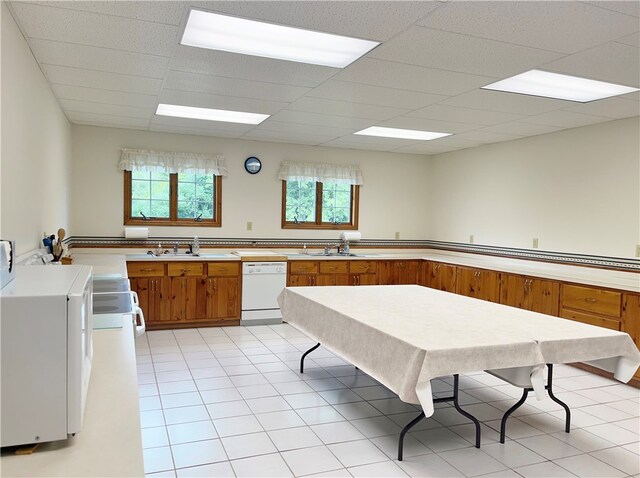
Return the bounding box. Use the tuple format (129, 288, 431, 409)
(241, 262, 287, 326)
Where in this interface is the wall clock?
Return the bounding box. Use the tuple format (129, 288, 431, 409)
(244, 156, 262, 174)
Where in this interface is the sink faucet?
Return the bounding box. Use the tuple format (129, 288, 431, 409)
(173, 242, 179, 254)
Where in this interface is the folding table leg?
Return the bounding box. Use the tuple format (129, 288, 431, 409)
(452, 374, 481, 448)
(499, 364, 571, 443)
(398, 412, 425, 461)
(300, 342, 321, 373)
(546, 364, 571, 433)
(500, 389, 529, 443)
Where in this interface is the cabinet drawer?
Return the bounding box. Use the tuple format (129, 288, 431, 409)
(127, 262, 165, 277)
(560, 308, 622, 331)
(208, 262, 240, 277)
(319, 261, 348, 274)
(290, 261, 318, 275)
(562, 284, 622, 318)
(167, 262, 204, 277)
(350, 261, 377, 274)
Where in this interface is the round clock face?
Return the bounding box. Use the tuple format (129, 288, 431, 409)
(245, 156, 262, 174)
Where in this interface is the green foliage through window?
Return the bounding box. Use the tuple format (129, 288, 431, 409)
(283, 180, 356, 228)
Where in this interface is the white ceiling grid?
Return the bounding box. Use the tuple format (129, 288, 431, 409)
(7, 0, 640, 155)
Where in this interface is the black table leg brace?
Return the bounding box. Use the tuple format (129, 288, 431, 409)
(499, 364, 571, 443)
(299, 346, 482, 461)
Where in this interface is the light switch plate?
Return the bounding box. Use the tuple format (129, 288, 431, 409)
(533, 238, 539, 248)
(247, 221, 253, 231)
(636, 244, 640, 257)
(395, 232, 400, 240)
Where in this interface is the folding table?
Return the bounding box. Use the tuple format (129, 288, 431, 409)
(278, 285, 640, 460)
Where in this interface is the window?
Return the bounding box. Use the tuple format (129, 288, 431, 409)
(124, 171, 221, 226)
(282, 180, 359, 229)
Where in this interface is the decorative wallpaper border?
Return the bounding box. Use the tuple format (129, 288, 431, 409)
(67, 236, 640, 272)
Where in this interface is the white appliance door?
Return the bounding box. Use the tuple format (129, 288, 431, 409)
(242, 263, 287, 310)
(67, 267, 93, 434)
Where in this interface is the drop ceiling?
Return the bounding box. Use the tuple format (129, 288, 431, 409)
(8, 1, 640, 155)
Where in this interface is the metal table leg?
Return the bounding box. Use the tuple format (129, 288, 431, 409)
(499, 364, 571, 443)
(300, 343, 321, 373)
(397, 374, 481, 461)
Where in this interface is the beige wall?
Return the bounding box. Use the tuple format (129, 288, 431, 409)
(428, 117, 640, 258)
(70, 125, 431, 240)
(1, 4, 72, 254)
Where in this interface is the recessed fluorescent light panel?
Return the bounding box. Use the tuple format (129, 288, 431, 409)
(156, 104, 269, 125)
(354, 127, 451, 141)
(181, 9, 380, 68)
(482, 69, 639, 102)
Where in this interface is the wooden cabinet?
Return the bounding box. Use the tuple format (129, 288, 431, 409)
(127, 261, 241, 329)
(288, 260, 378, 287)
(288, 261, 318, 286)
(500, 273, 560, 316)
(560, 284, 623, 331)
(622, 294, 640, 381)
(456, 266, 500, 303)
(425, 262, 457, 293)
(378, 260, 419, 285)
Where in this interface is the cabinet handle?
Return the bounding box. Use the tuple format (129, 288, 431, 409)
(180, 269, 189, 273)
(357, 276, 360, 285)
(584, 297, 597, 303)
(141, 268, 154, 272)
(435, 264, 441, 271)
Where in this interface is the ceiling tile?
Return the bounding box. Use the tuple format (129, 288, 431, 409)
(616, 32, 640, 47)
(148, 124, 244, 139)
(306, 80, 448, 109)
(252, 121, 354, 138)
(407, 104, 526, 126)
(393, 143, 468, 154)
(323, 135, 421, 148)
(440, 89, 570, 115)
(42, 65, 163, 95)
(319, 140, 406, 152)
(170, 46, 338, 87)
(520, 110, 612, 128)
(11, 2, 179, 57)
(29, 1, 187, 25)
(150, 115, 256, 133)
(479, 122, 565, 137)
(52, 84, 158, 109)
(241, 129, 335, 145)
(369, 26, 563, 77)
(453, 130, 523, 144)
(417, 1, 639, 54)
(334, 58, 496, 96)
(164, 70, 310, 103)
(189, 1, 442, 41)
(66, 111, 150, 129)
(60, 99, 154, 119)
(541, 42, 640, 87)
(587, 1, 640, 17)
(266, 110, 373, 130)
(158, 89, 288, 115)
(286, 97, 409, 121)
(30, 39, 169, 78)
(379, 116, 479, 134)
(563, 96, 640, 118)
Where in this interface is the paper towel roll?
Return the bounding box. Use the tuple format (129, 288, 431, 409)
(340, 231, 361, 242)
(125, 227, 149, 239)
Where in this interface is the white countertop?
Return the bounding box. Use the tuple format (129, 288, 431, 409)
(1, 254, 144, 477)
(71, 249, 639, 292)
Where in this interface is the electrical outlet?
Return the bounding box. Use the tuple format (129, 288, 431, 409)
(469, 234, 474, 244)
(246, 221, 253, 231)
(636, 244, 640, 257)
(395, 232, 400, 240)
(533, 238, 539, 248)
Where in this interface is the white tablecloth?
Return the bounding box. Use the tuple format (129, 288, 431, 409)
(278, 285, 640, 417)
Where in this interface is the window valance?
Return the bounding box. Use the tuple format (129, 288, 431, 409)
(277, 161, 363, 185)
(118, 148, 228, 176)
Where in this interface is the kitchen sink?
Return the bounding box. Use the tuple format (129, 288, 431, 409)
(126, 253, 235, 260)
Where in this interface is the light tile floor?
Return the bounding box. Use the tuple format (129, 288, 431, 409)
(137, 325, 640, 478)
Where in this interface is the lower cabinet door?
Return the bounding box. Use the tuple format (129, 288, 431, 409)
(207, 277, 240, 319)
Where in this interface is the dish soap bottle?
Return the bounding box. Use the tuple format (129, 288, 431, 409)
(155, 243, 163, 256)
(192, 236, 200, 255)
